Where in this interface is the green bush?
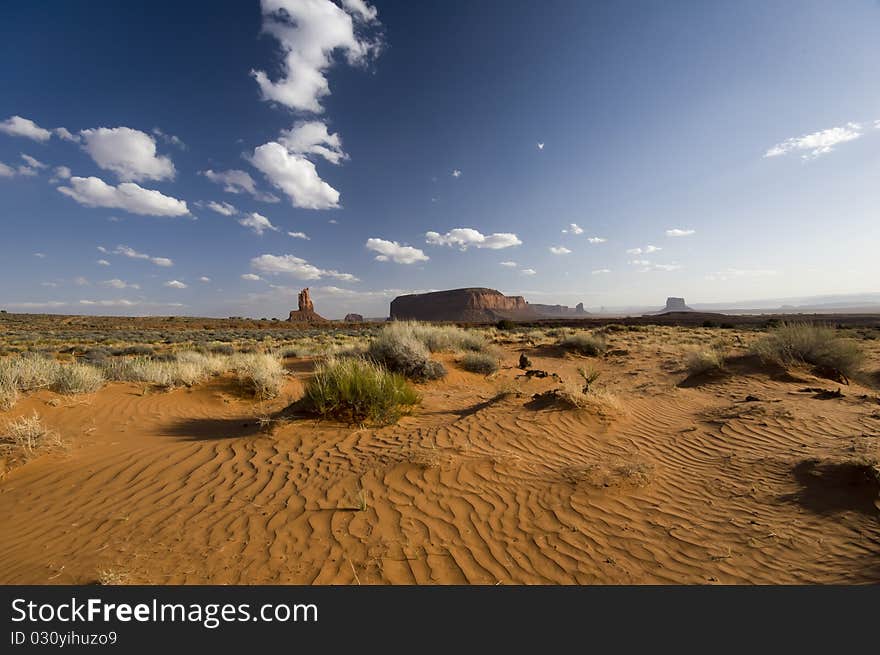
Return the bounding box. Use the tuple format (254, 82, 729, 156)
(559, 331, 607, 356)
(302, 357, 419, 424)
(752, 322, 863, 377)
(460, 351, 501, 375)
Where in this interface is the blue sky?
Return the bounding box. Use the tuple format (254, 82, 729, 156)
(1, 0, 878, 318)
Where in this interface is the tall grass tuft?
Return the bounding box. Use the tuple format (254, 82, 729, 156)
(231, 353, 286, 399)
(460, 350, 501, 375)
(1, 412, 62, 460)
(559, 331, 607, 356)
(302, 357, 419, 424)
(52, 362, 105, 394)
(368, 324, 446, 380)
(752, 322, 864, 377)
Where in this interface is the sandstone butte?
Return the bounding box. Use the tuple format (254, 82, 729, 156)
(287, 288, 328, 323)
(391, 287, 549, 322)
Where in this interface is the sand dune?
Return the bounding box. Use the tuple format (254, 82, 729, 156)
(1, 330, 878, 584)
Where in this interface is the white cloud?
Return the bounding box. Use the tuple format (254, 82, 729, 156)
(561, 223, 583, 235)
(587, 237, 607, 244)
(549, 246, 571, 255)
(102, 278, 140, 289)
(238, 211, 279, 235)
(0, 115, 51, 141)
(705, 268, 777, 281)
(626, 245, 661, 255)
(250, 253, 358, 282)
(113, 245, 174, 267)
(50, 165, 71, 183)
(0, 159, 41, 178)
(151, 127, 186, 149)
(451, 169, 461, 178)
(199, 276, 211, 282)
(201, 169, 280, 203)
(79, 299, 137, 307)
(365, 238, 429, 264)
(97, 259, 110, 266)
(499, 261, 517, 267)
(201, 200, 237, 216)
(33, 252, 46, 258)
(20, 154, 47, 169)
(537, 142, 544, 150)
(520, 268, 537, 276)
(164, 280, 187, 289)
(288, 231, 310, 240)
(79, 127, 175, 182)
(592, 268, 611, 274)
(653, 263, 682, 272)
(764, 122, 863, 159)
(0, 162, 15, 177)
(278, 121, 348, 164)
(41, 282, 58, 287)
(58, 176, 189, 216)
(242, 273, 263, 281)
(666, 228, 695, 237)
(54, 127, 79, 143)
(251, 0, 382, 113)
(342, 0, 378, 22)
(74, 276, 90, 286)
(97, 246, 108, 253)
(425, 228, 522, 251)
(629, 259, 651, 266)
(251, 141, 340, 209)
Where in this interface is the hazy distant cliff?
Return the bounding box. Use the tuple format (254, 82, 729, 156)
(390, 288, 536, 322)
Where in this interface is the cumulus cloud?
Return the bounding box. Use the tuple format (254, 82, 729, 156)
(520, 268, 537, 276)
(251, 0, 382, 113)
(588, 237, 607, 244)
(549, 246, 571, 255)
(151, 127, 186, 150)
(113, 245, 174, 267)
(238, 211, 279, 235)
(0, 115, 52, 141)
(561, 223, 583, 235)
(629, 259, 651, 266)
(537, 142, 544, 150)
(250, 141, 340, 209)
(199, 276, 211, 282)
(0, 162, 15, 177)
(199, 200, 237, 216)
(365, 238, 429, 264)
(250, 253, 358, 281)
(288, 231, 310, 239)
(50, 165, 72, 183)
(666, 228, 695, 237)
(764, 122, 863, 159)
(653, 263, 682, 272)
(33, 252, 46, 258)
(102, 278, 140, 290)
(79, 127, 175, 182)
(425, 228, 522, 251)
(499, 261, 517, 267)
(97, 259, 110, 266)
(626, 245, 661, 255)
(592, 268, 611, 274)
(57, 176, 189, 216)
(164, 280, 187, 289)
(201, 169, 280, 203)
(242, 273, 263, 281)
(54, 127, 79, 143)
(278, 121, 348, 164)
(20, 154, 46, 169)
(451, 169, 461, 178)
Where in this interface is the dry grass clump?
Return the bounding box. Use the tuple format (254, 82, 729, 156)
(685, 345, 726, 376)
(0, 369, 18, 411)
(752, 322, 864, 377)
(368, 324, 446, 380)
(1, 353, 60, 392)
(554, 385, 621, 416)
(559, 331, 607, 356)
(51, 362, 105, 394)
(230, 353, 285, 399)
(460, 350, 501, 375)
(1, 412, 62, 460)
(302, 357, 419, 424)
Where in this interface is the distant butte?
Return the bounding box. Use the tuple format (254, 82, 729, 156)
(287, 288, 328, 323)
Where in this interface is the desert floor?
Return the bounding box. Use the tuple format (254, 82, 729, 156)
(1, 326, 878, 584)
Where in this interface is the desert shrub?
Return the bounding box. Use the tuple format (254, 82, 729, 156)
(599, 323, 627, 333)
(231, 353, 285, 399)
(559, 331, 607, 356)
(302, 357, 419, 424)
(2, 353, 61, 391)
(368, 325, 447, 380)
(1, 412, 61, 459)
(52, 363, 105, 394)
(208, 343, 235, 356)
(752, 322, 864, 377)
(0, 369, 19, 411)
(80, 348, 111, 363)
(460, 351, 501, 375)
(101, 351, 226, 388)
(111, 344, 156, 357)
(685, 346, 726, 375)
(496, 319, 516, 330)
(552, 385, 621, 417)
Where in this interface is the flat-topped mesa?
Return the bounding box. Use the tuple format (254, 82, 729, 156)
(530, 302, 589, 318)
(662, 297, 693, 313)
(390, 287, 537, 322)
(287, 288, 328, 323)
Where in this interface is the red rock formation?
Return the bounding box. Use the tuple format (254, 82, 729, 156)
(343, 313, 364, 322)
(390, 288, 538, 322)
(287, 288, 328, 323)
